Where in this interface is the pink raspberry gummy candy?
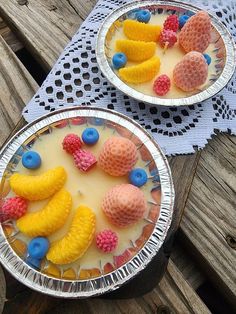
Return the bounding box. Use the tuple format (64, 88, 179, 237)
(62, 134, 83, 154)
(163, 14, 179, 32)
(173, 51, 208, 92)
(102, 184, 147, 228)
(159, 29, 177, 48)
(153, 74, 171, 96)
(96, 229, 118, 253)
(0, 196, 28, 222)
(73, 149, 97, 172)
(98, 137, 137, 176)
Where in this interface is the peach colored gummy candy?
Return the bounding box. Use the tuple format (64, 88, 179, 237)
(173, 51, 208, 92)
(98, 137, 137, 176)
(102, 183, 147, 227)
(179, 11, 211, 53)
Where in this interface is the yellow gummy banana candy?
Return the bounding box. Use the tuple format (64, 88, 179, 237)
(116, 39, 156, 62)
(119, 57, 160, 84)
(123, 20, 161, 42)
(46, 205, 96, 265)
(10, 166, 67, 201)
(17, 189, 72, 237)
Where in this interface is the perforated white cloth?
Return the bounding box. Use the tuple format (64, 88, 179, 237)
(22, 0, 236, 155)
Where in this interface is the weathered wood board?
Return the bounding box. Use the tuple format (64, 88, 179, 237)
(0, 36, 38, 145)
(2, 260, 210, 314)
(0, 0, 86, 70)
(171, 241, 205, 290)
(0, 266, 6, 314)
(0, 17, 23, 52)
(181, 133, 236, 305)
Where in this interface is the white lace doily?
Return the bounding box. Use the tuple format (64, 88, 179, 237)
(22, 0, 236, 155)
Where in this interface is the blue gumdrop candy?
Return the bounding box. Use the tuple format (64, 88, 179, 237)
(129, 168, 148, 187)
(179, 15, 190, 28)
(112, 53, 127, 70)
(136, 10, 151, 23)
(150, 168, 160, 183)
(26, 256, 41, 269)
(203, 53, 211, 65)
(22, 151, 41, 169)
(92, 117, 105, 126)
(28, 237, 49, 259)
(128, 8, 140, 19)
(82, 127, 99, 145)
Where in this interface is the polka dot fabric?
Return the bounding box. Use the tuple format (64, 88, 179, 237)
(22, 0, 236, 155)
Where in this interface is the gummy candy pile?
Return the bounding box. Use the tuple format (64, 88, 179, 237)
(111, 10, 213, 96)
(0, 120, 161, 278)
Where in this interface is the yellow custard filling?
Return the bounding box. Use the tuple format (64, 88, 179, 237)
(4, 123, 161, 277)
(108, 13, 217, 98)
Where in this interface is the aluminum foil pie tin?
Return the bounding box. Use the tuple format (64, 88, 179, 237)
(0, 107, 174, 298)
(96, 0, 236, 106)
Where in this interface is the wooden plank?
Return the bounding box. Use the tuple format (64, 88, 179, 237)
(3, 259, 210, 314)
(0, 266, 6, 313)
(180, 133, 236, 305)
(0, 17, 23, 52)
(155, 260, 210, 314)
(170, 240, 205, 290)
(64, 0, 97, 20)
(0, 0, 96, 70)
(0, 35, 38, 146)
(3, 269, 27, 300)
(168, 153, 201, 228)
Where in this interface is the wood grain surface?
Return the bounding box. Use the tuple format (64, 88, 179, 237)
(0, 266, 6, 314)
(171, 242, 205, 290)
(0, 0, 86, 70)
(0, 17, 23, 52)
(181, 133, 236, 305)
(0, 35, 38, 145)
(2, 260, 210, 314)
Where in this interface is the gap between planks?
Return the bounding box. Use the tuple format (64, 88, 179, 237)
(180, 132, 236, 307)
(0, 16, 23, 52)
(0, 35, 38, 145)
(0, 0, 95, 70)
(0, 266, 6, 314)
(2, 258, 210, 314)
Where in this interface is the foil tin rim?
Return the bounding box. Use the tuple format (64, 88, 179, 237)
(96, 0, 236, 107)
(0, 106, 174, 298)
